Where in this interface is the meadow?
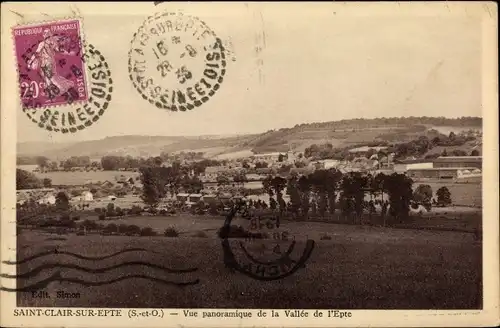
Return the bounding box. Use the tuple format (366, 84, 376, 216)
(35, 171, 139, 186)
(15, 222, 481, 309)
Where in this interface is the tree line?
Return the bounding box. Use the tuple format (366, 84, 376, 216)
(139, 166, 453, 224)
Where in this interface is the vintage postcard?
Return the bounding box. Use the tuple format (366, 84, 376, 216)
(1, 2, 498, 327)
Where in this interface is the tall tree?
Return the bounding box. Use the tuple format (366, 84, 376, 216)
(326, 169, 343, 215)
(413, 184, 433, 208)
(286, 173, 302, 216)
(139, 167, 163, 208)
(384, 173, 413, 223)
(436, 186, 452, 207)
(55, 191, 70, 211)
(16, 169, 43, 190)
(297, 175, 311, 216)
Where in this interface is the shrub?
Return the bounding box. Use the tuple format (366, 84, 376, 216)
(72, 215, 80, 221)
(192, 231, 208, 238)
(125, 224, 141, 236)
(60, 213, 71, 221)
(130, 205, 143, 215)
(140, 227, 157, 236)
(217, 225, 265, 239)
(107, 203, 115, 212)
(56, 227, 69, 235)
(104, 223, 118, 233)
(106, 210, 116, 218)
(159, 209, 167, 215)
(115, 206, 123, 216)
(94, 208, 102, 213)
(164, 227, 179, 237)
(118, 224, 129, 234)
(98, 214, 106, 220)
(320, 234, 332, 240)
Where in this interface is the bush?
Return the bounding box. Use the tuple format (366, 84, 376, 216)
(140, 227, 157, 236)
(56, 227, 69, 235)
(125, 224, 141, 236)
(320, 234, 332, 240)
(159, 209, 167, 215)
(164, 227, 179, 237)
(60, 213, 71, 221)
(98, 214, 106, 220)
(217, 225, 266, 239)
(106, 210, 117, 218)
(94, 208, 102, 213)
(115, 207, 124, 216)
(118, 224, 129, 234)
(107, 203, 115, 212)
(192, 231, 208, 238)
(130, 205, 143, 215)
(104, 223, 118, 233)
(72, 215, 80, 221)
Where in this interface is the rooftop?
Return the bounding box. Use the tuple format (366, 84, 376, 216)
(407, 167, 480, 171)
(435, 156, 482, 161)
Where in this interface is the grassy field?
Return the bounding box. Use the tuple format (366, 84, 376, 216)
(35, 171, 139, 186)
(14, 217, 481, 309)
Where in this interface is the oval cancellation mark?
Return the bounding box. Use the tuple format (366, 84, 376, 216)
(128, 12, 227, 112)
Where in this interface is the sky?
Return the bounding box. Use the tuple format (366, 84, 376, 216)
(7, 3, 483, 143)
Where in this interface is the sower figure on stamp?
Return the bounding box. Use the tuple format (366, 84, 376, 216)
(27, 29, 77, 100)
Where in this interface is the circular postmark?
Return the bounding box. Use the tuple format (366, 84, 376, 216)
(220, 202, 315, 281)
(128, 12, 227, 112)
(20, 43, 113, 134)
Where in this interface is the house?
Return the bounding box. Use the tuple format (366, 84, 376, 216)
(289, 167, 314, 176)
(252, 152, 283, 162)
(394, 160, 434, 173)
(406, 167, 479, 180)
(81, 191, 94, 201)
(38, 193, 56, 205)
(316, 159, 340, 169)
(256, 167, 275, 175)
(202, 194, 217, 203)
(100, 180, 114, 188)
(188, 193, 202, 203)
(202, 166, 228, 182)
(176, 193, 190, 202)
(433, 156, 482, 169)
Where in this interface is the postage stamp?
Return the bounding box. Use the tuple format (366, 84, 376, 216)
(128, 11, 227, 111)
(12, 19, 114, 134)
(13, 19, 88, 109)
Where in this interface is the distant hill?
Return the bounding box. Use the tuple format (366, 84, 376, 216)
(17, 117, 482, 159)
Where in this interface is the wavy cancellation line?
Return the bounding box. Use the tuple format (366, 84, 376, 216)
(0, 272, 200, 292)
(2, 247, 178, 265)
(1, 260, 198, 279)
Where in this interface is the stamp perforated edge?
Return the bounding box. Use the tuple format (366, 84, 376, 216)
(10, 15, 90, 111)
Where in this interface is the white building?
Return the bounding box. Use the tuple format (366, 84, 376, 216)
(394, 162, 434, 173)
(81, 191, 94, 201)
(202, 166, 228, 182)
(315, 159, 340, 169)
(38, 194, 56, 205)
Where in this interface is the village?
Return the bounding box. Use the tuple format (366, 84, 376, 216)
(17, 138, 483, 217)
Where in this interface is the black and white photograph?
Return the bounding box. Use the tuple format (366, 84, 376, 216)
(1, 2, 498, 327)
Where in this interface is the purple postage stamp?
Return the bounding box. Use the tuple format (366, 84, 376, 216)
(13, 19, 88, 109)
